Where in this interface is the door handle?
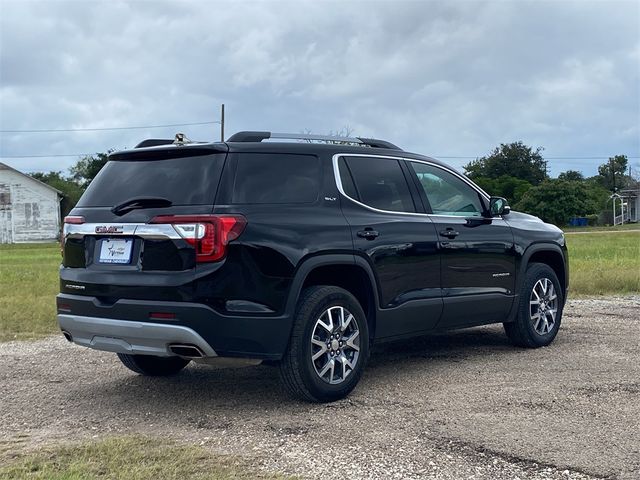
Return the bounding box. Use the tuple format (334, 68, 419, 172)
(357, 229, 379, 240)
(439, 228, 460, 239)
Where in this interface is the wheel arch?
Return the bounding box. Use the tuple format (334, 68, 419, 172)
(520, 243, 568, 301)
(285, 255, 380, 341)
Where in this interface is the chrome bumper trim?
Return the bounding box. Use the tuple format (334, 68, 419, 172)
(57, 314, 217, 357)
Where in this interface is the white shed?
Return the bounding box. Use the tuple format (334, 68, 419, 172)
(0, 162, 62, 243)
(619, 188, 639, 223)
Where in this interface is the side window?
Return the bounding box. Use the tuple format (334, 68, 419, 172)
(342, 156, 415, 213)
(232, 153, 320, 204)
(409, 162, 485, 216)
(338, 157, 359, 199)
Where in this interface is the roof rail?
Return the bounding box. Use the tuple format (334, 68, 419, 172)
(356, 137, 403, 150)
(226, 131, 402, 150)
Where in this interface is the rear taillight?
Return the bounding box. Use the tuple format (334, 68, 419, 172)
(61, 216, 85, 256)
(63, 216, 85, 224)
(150, 214, 246, 263)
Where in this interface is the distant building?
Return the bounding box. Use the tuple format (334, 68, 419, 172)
(0, 162, 62, 243)
(618, 187, 639, 223)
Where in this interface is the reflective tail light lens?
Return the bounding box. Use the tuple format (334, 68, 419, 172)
(61, 216, 85, 256)
(63, 216, 85, 224)
(150, 214, 246, 263)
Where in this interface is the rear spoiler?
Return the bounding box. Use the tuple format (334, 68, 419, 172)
(110, 143, 227, 161)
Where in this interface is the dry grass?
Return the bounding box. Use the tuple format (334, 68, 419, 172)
(0, 436, 293, 480)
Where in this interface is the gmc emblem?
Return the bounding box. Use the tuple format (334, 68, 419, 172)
(95, 225, 124, 234)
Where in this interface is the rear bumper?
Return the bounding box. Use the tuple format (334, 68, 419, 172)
(58, 314, 217, 357)
(56, 294, 293, 360)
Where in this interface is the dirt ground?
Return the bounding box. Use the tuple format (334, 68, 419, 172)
(1, 297, 639, 479)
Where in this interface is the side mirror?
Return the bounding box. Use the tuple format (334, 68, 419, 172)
(488, 196, 510, 217)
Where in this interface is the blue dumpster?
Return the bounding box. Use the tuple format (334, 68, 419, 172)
(569, 217, 588, 227)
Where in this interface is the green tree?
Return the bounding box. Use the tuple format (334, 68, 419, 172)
(515, 179, 608, 226)
(585, 183, 612, 217)
(70, 152, 111, 189)
(473, 175, 532, 205)
(595, 155, 629, 192)
(464, 142, 548, 186)
(29, 171, 84, 217)
(558, 170, 584, 182)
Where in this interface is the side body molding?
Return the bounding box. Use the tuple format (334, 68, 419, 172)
(284, 253, 446, 343)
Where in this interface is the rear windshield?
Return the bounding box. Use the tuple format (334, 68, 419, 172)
(77, 154, 225, 207)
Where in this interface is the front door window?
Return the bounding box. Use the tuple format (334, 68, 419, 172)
(409, 162, 484, 216)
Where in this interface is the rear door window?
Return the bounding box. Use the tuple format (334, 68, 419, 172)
(232, 153, 320, 204)
(342, 156, 415, 213)
(77, 154, 225, 207)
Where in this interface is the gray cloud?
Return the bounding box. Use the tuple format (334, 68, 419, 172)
(1, 0, 638, 175)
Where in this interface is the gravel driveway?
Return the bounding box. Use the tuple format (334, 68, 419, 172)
(2, 297, 639, 479)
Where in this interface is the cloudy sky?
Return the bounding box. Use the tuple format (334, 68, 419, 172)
(1, 0, 638, 177)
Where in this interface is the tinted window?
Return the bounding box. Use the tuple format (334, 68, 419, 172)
(338, 157, 359, 199)
(343, 156, 415, 213)
(409, 161, 484, 216)
(77, 154, 225, 207)
(232, 153, 320, 204)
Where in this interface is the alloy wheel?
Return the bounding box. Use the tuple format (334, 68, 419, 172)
(310, 306, 361, 384)
(529, 277, 558, 335)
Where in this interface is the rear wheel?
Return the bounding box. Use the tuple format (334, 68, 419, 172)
(279, 286, 370, 402)
(117, 353, 190, 376)
(504, 263, 563, 348)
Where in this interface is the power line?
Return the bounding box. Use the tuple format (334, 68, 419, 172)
(0, 153, 95, 158)
(0, 120, 220, 133)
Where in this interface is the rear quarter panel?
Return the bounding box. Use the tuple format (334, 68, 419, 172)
(210, 151, 353, 314)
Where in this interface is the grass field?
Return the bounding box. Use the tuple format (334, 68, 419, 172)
(0, 243, 60, 341)
(0, 436, 293, 480)
(562, 223, 640, 233)
(0, 231, 638, 341)
(565, 231, 639, 296)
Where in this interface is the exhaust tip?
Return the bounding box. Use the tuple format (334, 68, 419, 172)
(61, 331, 73, 342)
(168, 344, 204, 358)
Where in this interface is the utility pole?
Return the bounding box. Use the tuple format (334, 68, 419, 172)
(220, 104, 225, 142)
(610, 157, 616, 192)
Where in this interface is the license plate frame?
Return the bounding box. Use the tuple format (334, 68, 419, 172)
(98, 238, 133, 264)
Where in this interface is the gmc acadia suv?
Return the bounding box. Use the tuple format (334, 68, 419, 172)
(57, 131, 568, 402)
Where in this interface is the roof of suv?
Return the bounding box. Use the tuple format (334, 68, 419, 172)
(109, 131, 449, 169)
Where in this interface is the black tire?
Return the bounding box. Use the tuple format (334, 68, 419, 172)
(279, 286, 370, 402)
(504, 262, 564, 348)
(117, 353, 190, 376)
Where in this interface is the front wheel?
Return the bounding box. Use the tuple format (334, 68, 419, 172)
(504, 263, 564, 348)
(117, 353, 190, 376)
(279, 286, 370, 402)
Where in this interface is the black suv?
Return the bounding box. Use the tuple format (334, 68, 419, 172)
(58, 131, 568, 402)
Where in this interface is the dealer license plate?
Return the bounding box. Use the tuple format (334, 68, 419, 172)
(99, 238, 133, 264)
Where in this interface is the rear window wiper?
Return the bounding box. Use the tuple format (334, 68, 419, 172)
(111, 197, 172, 216)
